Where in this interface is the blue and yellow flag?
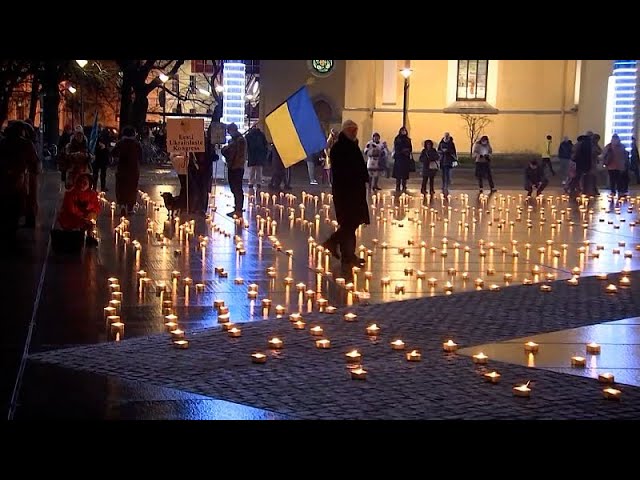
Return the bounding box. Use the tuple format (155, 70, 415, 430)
(265, 86, 327, 168)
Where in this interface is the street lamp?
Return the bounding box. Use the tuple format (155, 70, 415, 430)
(158, 73, 169, 124)
(400, 68, 412, 129)
(76, 60, 88, 68)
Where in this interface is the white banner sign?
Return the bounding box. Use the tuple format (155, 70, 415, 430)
(166, 118, 205, 153)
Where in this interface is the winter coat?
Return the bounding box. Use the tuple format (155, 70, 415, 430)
(603, 143, 629, 171)
(558, 140, 573, 159)
(525, 165, 546, 185)
(364, 140, 387, 171)
(330, 132, 370, 227)
(419, 148, 440, 176)
(58, 187, 101, 230)
(112, 136, 142, 206)
(437, 137, 457, 167)
(392, 134, 413, 179)
(245, 127, 269, 167)
(221, 132, 246, 170)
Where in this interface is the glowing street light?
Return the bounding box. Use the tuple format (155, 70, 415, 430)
(399, 68, 413, 128)
(76, 60, 88, 68)
(158, 73, 169, 83)
(68, 85, 77, 94)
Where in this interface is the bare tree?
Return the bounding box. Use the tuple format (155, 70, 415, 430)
(460, 113, 492, 156)
(116, 60, 185, 133)
(0, 60, 32, 126)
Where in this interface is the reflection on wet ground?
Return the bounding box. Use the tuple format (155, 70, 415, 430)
(16, 168, 640, 419)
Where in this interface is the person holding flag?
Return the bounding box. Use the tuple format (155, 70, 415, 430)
(321, 120, 370, 274)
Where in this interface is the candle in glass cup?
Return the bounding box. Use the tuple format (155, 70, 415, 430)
(315, 339, 331, 349)
(390, 339, 405, 350)
(405, 350, 422, 362)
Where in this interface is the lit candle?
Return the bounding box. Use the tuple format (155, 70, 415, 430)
(316, 339, 331, 349)
(345, 349, 362, 363)
(619, 276, 631, 287)
(109, 299, 121, 312)
(571, 356, 586, 367)
(195, 283, 205, 293)
(173, 339, 189, 349)
(169, 329, 185, 340)
(108, 277, 119, 285)
(310, 326, 324, 336)
(489, 284, 500, 292)
(586, 342, 601, 355)
(405, 350, 422, 362)
(109, 283, 121, 293)
(605, 284, 618, 294)
(366, 324, 381, 336)
(284, 277, 294, 285)
(110, 322, 125, 336)
(218, 322, 234, 332)
(568, 277, 579, 286)
(248, 291, 258, 300)
(598, 373, 615, 384)
(289, 313, 302, 323)
(390, 339, 405, 350)
(522, 278, 533, 286)
(540, 284, 552, 293)
(275, 305, 286, 315)
(214, 299, 225, 308)
(248, 283, 259, 292)
(350, 367, 367, 380)
(103, 306, 116, 319)
(171, 270, 181, 280)
(344, 313, 357, 322)
(443, 340, 458, 353)
(293, 320, 306, 330)
(483, 371, 501, 384)
(602, 387, 622, 401)
(296, 282, 306, 291)
(106, 315, 121, 325)
(325, 306, 337, 315)
(524, 341, 539, 353)
(268, 337, 284, 349)
(183, 277, 193, 286)
(251, 352, 267, 364)
(262, 298, 272, 308)
(512, 382, 531, 398)
(228, 327, 242, 338)
(472, 352, 489, 364)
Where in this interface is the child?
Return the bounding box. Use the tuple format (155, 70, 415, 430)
(57, 173, 101, 246)
(541, 134, 555, 176)
(419, 140, 439, 195)
(524, 159, 548, 197)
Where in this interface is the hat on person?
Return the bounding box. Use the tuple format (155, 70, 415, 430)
(74, 125, 84, 134)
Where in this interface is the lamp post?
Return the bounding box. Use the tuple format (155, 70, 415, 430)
(75, 60, 88, 127)
(68, 85, 77, 128)
(400, 68, 412, 129)
(158, 73, 169, 125)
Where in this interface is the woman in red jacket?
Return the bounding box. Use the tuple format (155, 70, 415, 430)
(57, 173, 101, 246)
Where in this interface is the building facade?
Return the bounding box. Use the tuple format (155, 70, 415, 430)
(261, 60, 639, 155)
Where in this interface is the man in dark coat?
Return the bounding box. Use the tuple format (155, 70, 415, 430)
(322, 120, 370, 272)
(93, 124, 111, 192)
(112, 126, 142, 216)
(392, 126, 413, 193)
(0, 121, 39, 247)
(245, 124, 268, 189)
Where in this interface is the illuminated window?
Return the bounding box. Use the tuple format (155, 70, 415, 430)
(456, 60, 488, 101)
(172, 75, 180, 94)
(191, 60, 215, 74)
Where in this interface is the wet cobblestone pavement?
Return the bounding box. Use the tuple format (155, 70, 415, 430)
(12, 166, 640, 419)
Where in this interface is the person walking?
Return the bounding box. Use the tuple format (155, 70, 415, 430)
(602, 134, 629, 197)
(93, 124, 111, 192)
(221, 122, 247, 218)
(112, 126, 142, 216)
(541, 134, 555, 176)
(321, 120, 370, 275)
(558, 135, 573, 182)
(629, 136, 640, 184)
(245, 124, 268, 190)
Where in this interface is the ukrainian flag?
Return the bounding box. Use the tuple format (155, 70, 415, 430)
(265, 86, 327, 168)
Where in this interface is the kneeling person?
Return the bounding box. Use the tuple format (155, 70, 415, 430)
(58, 173, 101, 246)
(525, 159, 548, 197)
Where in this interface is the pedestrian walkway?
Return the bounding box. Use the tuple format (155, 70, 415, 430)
(9, 165, 640, 419)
